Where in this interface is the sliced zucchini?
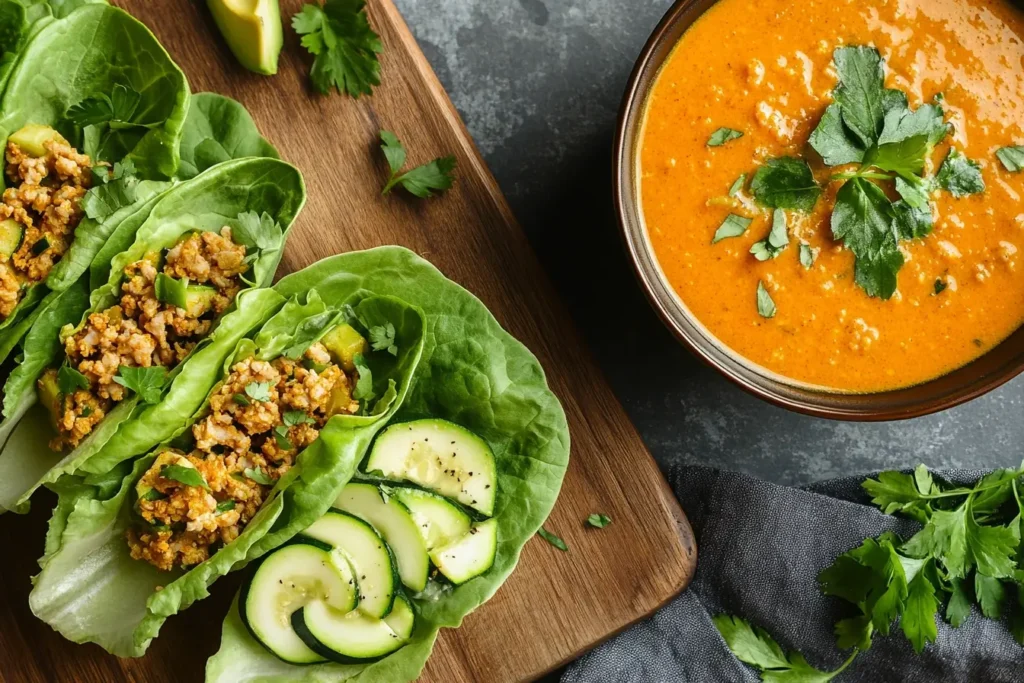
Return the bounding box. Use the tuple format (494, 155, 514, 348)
(303, 510, 397, 618)
(185, 285, 217, 316)
(391, 486, 472, 552)
(240, 542, 357, 665)
(366, 419, 497, 516)
(0, 219, 24, 258)
(8, 124, 67, 157)
(335, 482, 429, 592)
(320, 323, 367, 372)
(293, 594, 414, 664)
(430, 518, 498, 585)
(154, 272, 189, 309)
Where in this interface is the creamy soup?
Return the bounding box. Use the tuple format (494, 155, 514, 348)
(640, 0, 1024, 392)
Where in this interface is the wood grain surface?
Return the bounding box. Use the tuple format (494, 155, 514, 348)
(0, 1, 697, 681)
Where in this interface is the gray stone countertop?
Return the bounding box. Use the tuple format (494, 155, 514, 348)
(393, 0, 1024, 487)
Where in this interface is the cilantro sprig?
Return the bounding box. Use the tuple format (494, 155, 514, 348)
(369, 322, 397, 356)
(379, 130, 456, 198)
(113, 366, 168, 404)
(292, 0, 382, 98)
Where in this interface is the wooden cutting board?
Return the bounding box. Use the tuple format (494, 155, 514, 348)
(0, 1, 697, 681)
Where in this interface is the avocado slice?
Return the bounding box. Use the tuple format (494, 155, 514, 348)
(37, 369, 61, 429)
(321, 323, 367, 372)
(0, 219, 24, 258)
(8, 124, 67, 157)
(207, 0, 283, 75)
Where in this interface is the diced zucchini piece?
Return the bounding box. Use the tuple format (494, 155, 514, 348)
(240, 541, 357, 665)
(8, 124, 67, 157)
(391, 486, 472, 552)
(154, 273, 189, 309)
(366, 419, 497, 516)
(0, 219, 24, 257)
(293, 594, 414, 664)
(321, 323, 367, 372)
(325, 376, 355, 416)
(430, 518, 498, 585)
(185, 285, 217, 316)
(335, 483, 429, 592)
(30, 236, 50, 256)
(302, 510, 397, 619)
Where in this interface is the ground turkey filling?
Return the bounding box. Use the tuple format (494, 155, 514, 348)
(0, 140, 92, 318)
(127, 342, 361, 571)
(40, 228, 248, 451)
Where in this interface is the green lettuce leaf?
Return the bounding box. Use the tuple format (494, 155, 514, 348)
(0, 158, 305, 513)
(177, 92, 279, 179)
(30, 293, 426, 657)
(205, 246, 571, 682)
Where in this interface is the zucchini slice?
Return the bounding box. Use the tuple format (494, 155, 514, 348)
(430, 518, 498, 585)
(391, 486, 472, 552)
(239, 542, 357, 665)
(293, 594, 415, 664)
(335, 482, 430, 592)
(303, 510, 397, 619)
(366, 419, 497, 516)
(0, 219, 24, 258)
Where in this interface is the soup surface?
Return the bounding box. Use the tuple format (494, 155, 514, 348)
(640, 0, 1024, 392)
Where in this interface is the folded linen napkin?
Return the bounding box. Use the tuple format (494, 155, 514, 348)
(561, 466, 1023, 683)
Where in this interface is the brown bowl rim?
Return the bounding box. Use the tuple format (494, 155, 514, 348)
(612, 0, 1024, 421)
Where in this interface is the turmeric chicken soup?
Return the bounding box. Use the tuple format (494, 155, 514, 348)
(640, 0, 1024, 392)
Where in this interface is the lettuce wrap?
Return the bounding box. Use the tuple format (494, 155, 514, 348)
(0, 156, 306, 513)
(204, 247, 571, 682)
(0, 3, 190, 360)
(30, 289, 427, 657)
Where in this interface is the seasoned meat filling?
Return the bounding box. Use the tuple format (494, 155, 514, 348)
(40, 227, 248, 451)
(127, 343, 362, 571)
(0, 139, 92, 318)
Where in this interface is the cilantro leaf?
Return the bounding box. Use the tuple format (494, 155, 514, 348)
(57, 364, 90, 395)
(234, 211, 283, 252)
(974, 573, 1005, 619)
(750, 209, 789, 261)
(809, 103, 866, 166)
(713, 614, 851, 682)
(274, 425, 294, 451)
(831, 177, 904, 299)
(352, 353, 374, 401)
(292, 0, 383, 98)
(895, 175, 931, 210)
(243, 467, 275, 486)
(799, 243, 816, 269)
(283, 410, 315, 426)
(728, 174, 746, 196)
(751, 157, 821, 211)
(67, 84, 142, 128)
(81, 170, 140, 221)
(707, 127, 743, 147)
(379, 131, 456, 197)
(853, 240, 903, 300)
(216, 499, 237, 513)
(901, 562, 939, 653)
(831, 46, 892, 147)
(244, 382, 273, 402)
(537, 527, 568, 551)
(946, 576, 972, 627)
(711, 214, 751, 243)
(756, 281, 776, 319)
(114, 366, 168, 404)
(586, 513, 611, 528)
(997, 146, 1024, 172)
(902, 496, 1018, 579)
(160, 464, 209, 490)
(862, 467, 935, 523)
(233, 393, 251, 406)
(867, 103, 949, 177)
(934, 278, 947, 295)
(834, 615, 873, 651)
(936, 148, 985, 197)
(369, 322, 397, 356)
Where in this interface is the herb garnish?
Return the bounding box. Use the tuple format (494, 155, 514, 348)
(749, 209, 789, 261)
(274, 425, 294, 451)
(799, 243, 816, 269)
(713, 614, 857, 681)
(750, 157, 820, 211)
(244, 381, 272, 402)
(160, 464, 209, 490)
(756, 281, 775, 319)
(997, 146, 1024, 173)
(216, 500, 237, 513)
(57, 364, 90, 395)
(369, 322, 398, 356)
(708, 127, 743, 147)
(586, 514, 611, 529)
(935, 148, 985, 197)
(712, 214, 751, 244)
(352, 353, 374, 401)
(728, 174, 746, 197)
(82, 157, 140, 221)
(283, 410, 315, 426)
(67, 84, 142, 128)
(114, 366, 168, 404)
(933, 279, 947, 295)
(243, 467, 275, 486)
(292, 0, 382, 98)
(379, 130, 456, 198)
(234, 210, 284, 252)
(537, 527, 568, 551)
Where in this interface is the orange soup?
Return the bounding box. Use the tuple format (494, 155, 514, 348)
(640, 0, 1024, 393)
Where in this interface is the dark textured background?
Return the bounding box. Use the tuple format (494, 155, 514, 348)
(394, 0, 1024, 486)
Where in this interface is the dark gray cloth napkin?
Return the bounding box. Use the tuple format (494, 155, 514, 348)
(561, 466, 1024, 682)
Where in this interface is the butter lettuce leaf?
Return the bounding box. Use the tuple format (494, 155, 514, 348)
(177, 92, 279, 179)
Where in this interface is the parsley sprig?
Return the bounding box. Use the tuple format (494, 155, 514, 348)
(379, 130, 456, 198)
(292, 0, 382, 98)
(714, 614, 856, 682)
